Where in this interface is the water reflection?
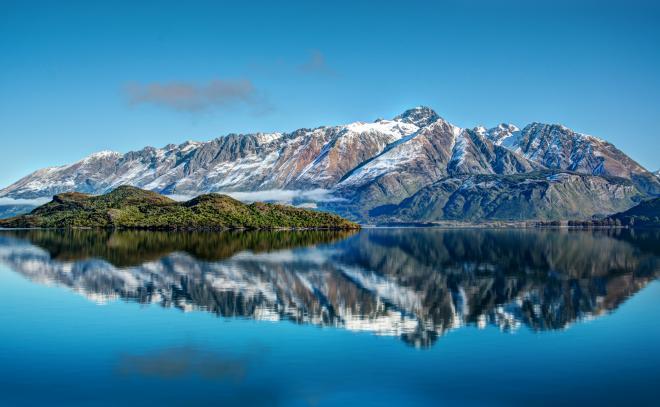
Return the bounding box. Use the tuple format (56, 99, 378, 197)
(0, 228, 658, 348)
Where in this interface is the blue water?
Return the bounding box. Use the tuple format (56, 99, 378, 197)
(0, 228, 659, 406)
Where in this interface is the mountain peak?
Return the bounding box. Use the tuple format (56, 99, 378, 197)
(83, 150, 122, 161)
(494, 123, 519, 132)
(1, 107, 658, 213)
(476, 123, 520, 148)
(393, 106, 440, 127)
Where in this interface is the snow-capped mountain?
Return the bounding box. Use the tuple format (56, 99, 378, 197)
(331, 120, 541, 217)
(1, 106, 658, 222)
(484, 122, 660, 195)
(0, 111, 423, 199)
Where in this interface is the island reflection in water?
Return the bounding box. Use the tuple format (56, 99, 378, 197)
(0, 228, 658, 348)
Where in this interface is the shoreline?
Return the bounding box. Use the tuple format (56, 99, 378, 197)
(369, 221, 632, 229)
(0, 226, 360, 231)
(3, 224, 657, 231)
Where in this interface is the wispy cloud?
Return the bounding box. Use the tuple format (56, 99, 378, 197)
(124, 79, 272, 114)
(221, 189, 343, 203)
(0, 197, 50, 206)
(299, 50, 336, 76)
(165, 189, 345, 206)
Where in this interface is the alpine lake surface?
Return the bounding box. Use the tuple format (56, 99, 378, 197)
(0, 227, 659, 406)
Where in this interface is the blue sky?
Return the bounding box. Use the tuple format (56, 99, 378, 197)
(1, 0, 659, 188)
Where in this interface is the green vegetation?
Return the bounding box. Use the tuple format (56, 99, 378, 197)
(605, 197, 660, 227)
(0, 186, 360, 230)
(540, 197, 660, 228)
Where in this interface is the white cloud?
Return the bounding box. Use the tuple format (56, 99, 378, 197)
(0, 189, 343, 208)
(0, 197, 50, 206)
(295, 202, 318, 209)
(124, 79, 273, 114)
(164, 194, 196, 202)
(165, 189, 345, 205)
(221, 189, 343, 203)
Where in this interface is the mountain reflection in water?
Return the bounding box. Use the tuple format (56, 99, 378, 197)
(0, 228, 658, 348)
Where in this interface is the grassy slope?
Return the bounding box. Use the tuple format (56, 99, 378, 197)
(0, 186, 360, 230)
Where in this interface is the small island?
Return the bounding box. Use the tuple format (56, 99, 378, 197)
(0, 186, 360, 230)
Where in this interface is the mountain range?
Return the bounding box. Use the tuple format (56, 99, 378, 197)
(1, 107, 658, 223)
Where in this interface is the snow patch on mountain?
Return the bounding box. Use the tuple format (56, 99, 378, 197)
(254, 132, 283, 144)
(449, 131, 468, 165)
(345, 119, 418, 136)
(337, 139, 423, 186)
(481, 124, 521, 151)
(83, 150, 122, 161)
(338, 119, 460, 188)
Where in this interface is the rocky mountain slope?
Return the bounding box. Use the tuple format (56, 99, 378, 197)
(374, 171, 640, 222)
(1, 107, 657, 223)
(484, 123, 660, 195)
(0, 113, 422, 199)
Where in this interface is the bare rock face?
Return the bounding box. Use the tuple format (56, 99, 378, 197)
(393, 106, 440, 127)
(1, 106, 657, 222)
(284, 120, 420, 189)
(447, 129, 540, 176)
(333, 119, 459, 212)
(329, 122, 544, 219)
(0, 115, 422, 199)
(485, 123, 660, 195)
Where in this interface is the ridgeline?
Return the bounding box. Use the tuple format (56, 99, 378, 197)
(0, 186, 360, 230)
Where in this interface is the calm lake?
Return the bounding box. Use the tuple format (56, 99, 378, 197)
(0, 228, 659, 406)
